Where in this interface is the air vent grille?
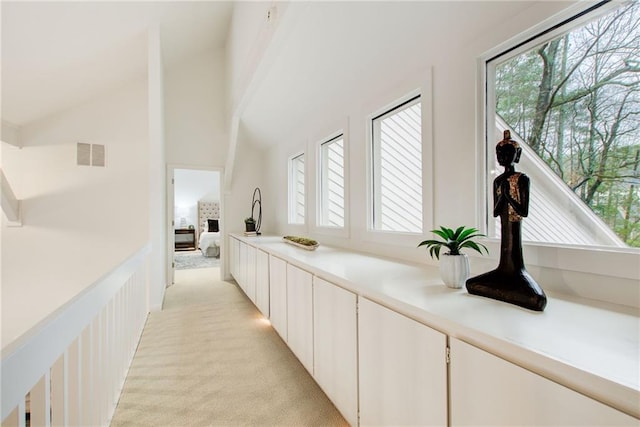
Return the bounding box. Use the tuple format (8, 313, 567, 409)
(77, 143, 106, 167)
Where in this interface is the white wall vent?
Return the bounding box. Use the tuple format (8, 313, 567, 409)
(77, 142, 91, 166)
(77, 143, 106, 167)
(92, 144, 105, 167)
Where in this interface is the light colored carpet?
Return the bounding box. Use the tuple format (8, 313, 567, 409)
(110, 267, 348, 427)
(174, 251, 220, 270)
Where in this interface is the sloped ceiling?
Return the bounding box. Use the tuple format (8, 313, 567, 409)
(1, 1, 233, 127)
(240, 1, 542, 148)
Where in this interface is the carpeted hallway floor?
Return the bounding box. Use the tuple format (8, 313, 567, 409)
(110, 267, 348, 426)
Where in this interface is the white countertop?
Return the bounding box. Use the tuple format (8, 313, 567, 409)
(232, 234, 640, 418)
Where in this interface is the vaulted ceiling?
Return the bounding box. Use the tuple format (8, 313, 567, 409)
(1, 1, 233, 127)
(240, 1, 543, 147)
(2, 0, 553, 145)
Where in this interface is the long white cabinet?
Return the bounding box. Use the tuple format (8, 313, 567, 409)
(229, 235, 639, 426)
(233, 238, 360, 424)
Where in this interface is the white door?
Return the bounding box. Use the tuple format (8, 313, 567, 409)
(286, 264, 314, 374)
(246, 245, 257, 304)
(449, 337, 638, 426)
(256, 250, 270, 316)
(268, 255, 287, 340)
(238, 242, 248, 293)
(229, 237, 240, 280)
(358, 297, 447, 426)
(168, 170, 176, 284)
(313, 277, 358, 426)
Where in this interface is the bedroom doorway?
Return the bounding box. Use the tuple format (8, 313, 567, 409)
(168, 166, 222, 284)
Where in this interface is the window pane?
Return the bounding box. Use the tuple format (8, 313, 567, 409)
(491, 2, 639, 248)
(319, 136, 345, 227)
(289, 153, 305, 224)
(372, 97, 422, 233)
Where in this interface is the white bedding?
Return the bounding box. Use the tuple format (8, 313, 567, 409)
(199, 231, 220, 254)
(199, 231, 220, 249)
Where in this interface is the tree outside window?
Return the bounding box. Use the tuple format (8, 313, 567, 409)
(494, 2, 640, 247)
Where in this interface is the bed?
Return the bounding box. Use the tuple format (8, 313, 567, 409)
(198, 201, 221, 258)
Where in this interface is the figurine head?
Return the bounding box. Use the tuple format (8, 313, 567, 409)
(496, 130, 522, 166)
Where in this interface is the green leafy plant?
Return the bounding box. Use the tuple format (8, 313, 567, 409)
(418, 226, 488, 260)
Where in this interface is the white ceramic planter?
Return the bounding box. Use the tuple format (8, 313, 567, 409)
(439, 254, 470, 289)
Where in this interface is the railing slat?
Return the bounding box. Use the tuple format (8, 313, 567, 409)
(80, 326, 91, 427)
(1, 244, 150, 426)
(30, 372, 51, 427)
(66, 339, 80, 427)
(1, 405, 20, 427)
(50, 355, 64, 426)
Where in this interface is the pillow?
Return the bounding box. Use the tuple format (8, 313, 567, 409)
(207, 219, 219, 232)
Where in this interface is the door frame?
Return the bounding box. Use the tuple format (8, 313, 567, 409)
(167, 164, 224, 284)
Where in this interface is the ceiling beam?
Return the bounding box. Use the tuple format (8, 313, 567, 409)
(1, 169, 22, 226)
(224, 2, 309, 193)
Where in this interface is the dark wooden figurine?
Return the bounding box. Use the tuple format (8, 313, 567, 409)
(466, 130, 547, 311)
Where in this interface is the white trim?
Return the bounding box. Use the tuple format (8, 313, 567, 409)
(1, 244, 150, 422)
(287, 150, 307, 226)
(477, 0, 640, 283)
(166, 165, 225, 282)
(482, 0, 621, 66)
(362, 67, 434, 248)
(313, 119, 350, 239)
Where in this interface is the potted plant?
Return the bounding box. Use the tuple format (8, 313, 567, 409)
(244, 217, 256, 232)
(418, 226, 488, 289)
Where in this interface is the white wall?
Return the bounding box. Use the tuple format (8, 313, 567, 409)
(174, 169, 220, 230)
(148, 27, 167, 311)
(253, 1, 638, 307)
(1, 79, 149, 348)
(222, 125, 269, 278)
(165, 48, 228, 167)
(260, 1, 565, 255)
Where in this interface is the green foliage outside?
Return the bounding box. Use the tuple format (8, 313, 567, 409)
(495, 2, 640, 247)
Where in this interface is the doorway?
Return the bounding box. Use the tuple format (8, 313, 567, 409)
(168, 166, 223, 284)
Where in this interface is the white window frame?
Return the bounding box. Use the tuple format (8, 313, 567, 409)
(371, 95, 422, 234)
(364, 71, 434, 249)
(478, 1, 639, 285)
(316, 130, 348, 235)
(288, 151, 306, 225)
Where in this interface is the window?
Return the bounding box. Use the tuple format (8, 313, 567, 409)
(318, 134, 345, 227)
(288, 153, 305, 224)
(371, 96, 422, 233)
(487, 2, 639, 248)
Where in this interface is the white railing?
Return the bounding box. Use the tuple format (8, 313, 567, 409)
(1, 244, 151, 427)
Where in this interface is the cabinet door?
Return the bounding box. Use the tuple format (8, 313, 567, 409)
(256, 250, 270, 317)
(358, 297, 447, 426)
(268, 255, 287, 340)
(238, 242, 248, 293)
(313, 277, 358, 426)
(229, 237, 240, 280)
(450, 338, 638, 426)
(246, 245, 257, 304)
(286, 264, 314, 374)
